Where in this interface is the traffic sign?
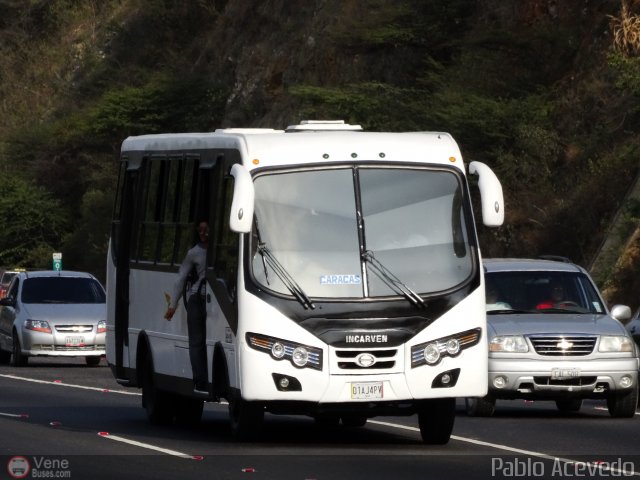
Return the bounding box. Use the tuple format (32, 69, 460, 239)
(52, 252, 62, 271)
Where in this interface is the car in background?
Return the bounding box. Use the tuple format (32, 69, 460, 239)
(467, 258, 639, 418)
(0, 268, 24, 299)
(626, 308, 640, 349)
(0, 270, 106, 366)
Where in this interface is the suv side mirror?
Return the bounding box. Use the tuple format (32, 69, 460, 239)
(611, 304, 632, 323)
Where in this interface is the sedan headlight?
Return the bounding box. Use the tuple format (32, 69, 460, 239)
(25, 319, 52, 334)
(599, 335, 634, 352)
(490, 335, 529, 353)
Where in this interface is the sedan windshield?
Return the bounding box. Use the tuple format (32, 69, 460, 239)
(251, 166, 473, 299)
(485, 271, 605, 314)
(22, 277, 106, 304)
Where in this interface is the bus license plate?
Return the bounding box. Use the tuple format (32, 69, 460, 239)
(65, 336, 85, 347)
(551, 368, 580, 380)
(351, 382, 383, 400)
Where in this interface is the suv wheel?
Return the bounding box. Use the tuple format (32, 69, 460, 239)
(607, 386, 638, 418)
(466, 396, 496, 417)
(555, 398, 582, 413)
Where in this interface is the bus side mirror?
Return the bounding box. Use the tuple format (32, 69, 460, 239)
(469, 161, 504, 227)
(229, 164, 255, 233)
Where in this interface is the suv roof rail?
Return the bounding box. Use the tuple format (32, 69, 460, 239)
(538, 255, 573, 263)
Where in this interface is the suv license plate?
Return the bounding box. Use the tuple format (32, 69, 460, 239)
(65, 336, 85, 347)
(551, 368, 580, 380)
(350, 382, 383, 400)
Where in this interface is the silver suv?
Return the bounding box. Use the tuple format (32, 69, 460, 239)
(467, 258, 639, 418)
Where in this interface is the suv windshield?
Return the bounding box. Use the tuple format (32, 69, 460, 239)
(22, 277, 106, 304)
(485, 270, 605, 314)
(251, 166, 473, 299)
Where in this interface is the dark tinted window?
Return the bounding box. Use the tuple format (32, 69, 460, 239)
(22, 277, 106, 304)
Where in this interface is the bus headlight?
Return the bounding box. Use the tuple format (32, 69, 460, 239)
(292, 347, 309, 367)
(247, 332, 323, 370)
(411, 328, 481, 368)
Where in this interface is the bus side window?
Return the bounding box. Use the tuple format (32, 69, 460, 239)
(213, 162, 239, 299)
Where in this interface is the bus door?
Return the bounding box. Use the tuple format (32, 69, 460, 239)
(112, 164, 140, 381)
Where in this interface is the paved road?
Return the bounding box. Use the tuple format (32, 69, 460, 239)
(1, 357, 639, 479)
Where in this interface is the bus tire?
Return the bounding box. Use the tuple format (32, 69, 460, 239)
(313, 413, 340, 427)
(11, 332, 28, 367)
(341, 416, 367, 427)
(229, 395, 264, 441)
(417, 398, 455, 445)
(141, 356, 175, 425)
(465, 396, 496, 417)
(175, 396, 204, 426)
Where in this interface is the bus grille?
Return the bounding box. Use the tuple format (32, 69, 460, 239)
(335, 349, 397, 370)
(528, 335, 596, 356)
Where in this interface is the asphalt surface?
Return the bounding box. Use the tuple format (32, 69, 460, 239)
(1, 357, 639, 479)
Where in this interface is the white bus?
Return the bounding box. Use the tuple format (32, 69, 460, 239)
(106, 120, 504, 444)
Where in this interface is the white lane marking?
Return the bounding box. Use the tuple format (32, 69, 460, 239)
(0, 412, 28, 418)
(3, 371, 637, 469)
(97, 432, 200, 459)
(594, 405, 640, 416)
(369, 420, 639, 476)
(0, 373, 141, 395)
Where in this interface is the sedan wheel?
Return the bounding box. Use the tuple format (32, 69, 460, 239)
(10, 332, 27, 367)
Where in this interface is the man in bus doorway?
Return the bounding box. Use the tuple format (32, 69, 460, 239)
(164, 220, 209, 396)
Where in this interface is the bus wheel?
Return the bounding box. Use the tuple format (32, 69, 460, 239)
(314, 413, 340, 427)
(11, 332, 28, 367)
(229, 396, 264, 441)
(175, 396, 204, 426)
(417, 398, 455, 445)
(341, 416, 367, 427)
(141, 356, 174, 425)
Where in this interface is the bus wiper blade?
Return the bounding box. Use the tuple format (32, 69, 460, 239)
(257, 243, 315, 310)
(362, 250, 426, 309)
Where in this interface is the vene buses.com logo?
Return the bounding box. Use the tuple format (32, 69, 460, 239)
(7, 456, 30, 479)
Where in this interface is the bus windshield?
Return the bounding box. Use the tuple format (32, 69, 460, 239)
(251, 166, 473, 299)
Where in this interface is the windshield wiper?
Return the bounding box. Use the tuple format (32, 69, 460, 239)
(257, 243, 315, 310)
(362, 250, 426, 309)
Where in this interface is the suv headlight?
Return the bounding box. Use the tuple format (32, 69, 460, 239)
(490, 335, 529, 353)
(599, 335, 634, 352)
(97, 320, 106, 333)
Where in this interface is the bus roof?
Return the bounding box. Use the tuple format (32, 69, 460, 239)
(120, 121, 466, 172)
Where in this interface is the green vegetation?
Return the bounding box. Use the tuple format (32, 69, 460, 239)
(1, 0, 640, 309)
